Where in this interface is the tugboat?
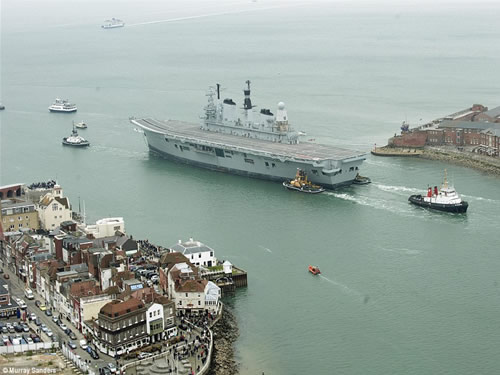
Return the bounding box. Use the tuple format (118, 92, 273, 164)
(408, 170, 468, 213)
(353, 173, 371, 185)
(62, 125, 90, 147)
(49, 98, 77, 113)
(75, 121, 87, 129)
(283, 169, 325, 194)
(308, 265, 321, 275)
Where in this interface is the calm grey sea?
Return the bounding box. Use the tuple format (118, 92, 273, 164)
(1, 1, 500, 374)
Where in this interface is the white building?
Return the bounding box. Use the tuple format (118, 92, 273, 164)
(37, 185, 72, 230)
(83, 217, 125, 238)
(170, 238, 217, 268)
(146, 303, 164, 343)
(167, 262, 220, 314)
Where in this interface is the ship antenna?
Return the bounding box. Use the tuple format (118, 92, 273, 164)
(443, 169, 448, 189)
(216, 83, 220, 100)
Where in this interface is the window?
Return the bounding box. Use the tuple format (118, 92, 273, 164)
(199, 253, 202, 258)
(265, 162, 269, 167)
(198, 301, 201, 306)
(149, 312, 152, 318)
(210, 251, 213, 257)
(215, 148, 225, 157)
(272, 163, 276, 167)
(185, 293, 188, 297)
(244, 158, 254, 164)
(52, 203, 58, 211)
(311, 169, 318, 175)
(175, 144, 178, 148)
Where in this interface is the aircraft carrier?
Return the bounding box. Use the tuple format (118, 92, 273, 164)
(131, 81, 366, 189)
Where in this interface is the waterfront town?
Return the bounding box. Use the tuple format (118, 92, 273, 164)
(0, 182, 247, 375)
(377, 104, 500, 157)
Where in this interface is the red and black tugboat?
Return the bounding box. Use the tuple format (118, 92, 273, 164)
(408, 170, 468, 213)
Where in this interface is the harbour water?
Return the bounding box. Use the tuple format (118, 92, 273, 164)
(1, 1, 500, 374)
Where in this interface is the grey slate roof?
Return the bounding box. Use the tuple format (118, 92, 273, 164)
(438, 120, 500, 131)
(170, 240, 213, 255)
(484, 106, 500, 118)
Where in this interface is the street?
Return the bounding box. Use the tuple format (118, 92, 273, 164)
(1, 264, 115, 372)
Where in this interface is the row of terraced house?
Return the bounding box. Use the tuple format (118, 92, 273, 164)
(389, 104, 500, 156)
(0, 182, 224, 358)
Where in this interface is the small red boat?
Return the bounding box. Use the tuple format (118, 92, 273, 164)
(308, 265, 321, 275)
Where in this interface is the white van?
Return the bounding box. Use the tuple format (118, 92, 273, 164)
(79, 339, 88, 350)
(24, 288, 34, 300)
(165, 327, 177, 339)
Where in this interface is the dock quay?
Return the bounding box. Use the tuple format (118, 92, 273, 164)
(371, 146, 423, 157)
(202, 264, 248, 296)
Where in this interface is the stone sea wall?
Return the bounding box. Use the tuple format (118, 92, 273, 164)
(207, 305, 239, 375)
(420, 147, 500, 175)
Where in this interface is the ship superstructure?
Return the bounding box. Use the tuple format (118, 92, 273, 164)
(131, 82, 366, 189)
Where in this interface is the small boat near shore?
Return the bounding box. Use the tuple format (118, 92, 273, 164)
(283, 169, 325, 194)
(75, 121, 87, 129)
(408, 170, 468, 213)
(308, 265, 321, 275)
(62, 125, 90, 147)
(353, 173, 371, 185)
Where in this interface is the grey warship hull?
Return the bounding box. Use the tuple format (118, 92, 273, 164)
(131, 118, 366, 189)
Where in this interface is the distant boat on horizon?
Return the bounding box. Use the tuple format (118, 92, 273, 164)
(102, 18, 125, 29)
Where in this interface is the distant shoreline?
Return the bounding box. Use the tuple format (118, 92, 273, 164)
(372, 146, 500, 175)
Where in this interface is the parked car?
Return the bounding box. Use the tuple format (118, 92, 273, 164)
(52, 316, 59, 324)
(137, 352, 152, 360)
(33, 337, 41, 343)
(34, 300, 41, 308)
(69, 331, 77, 340)
(2, 336, 8, 344)
(51, 335, 58, 342)
(22, 324, 29, 333)
(64, 328, 71, 335)
(68, 341, 77, 350)
(30, 313, 36, 321)
(45, 309, 52, 316)
(79, 339, 87, 350)
(40, 324, 48, 333)
(35, 318, 41, 326)
(46, 329, 53, 337)
(24, 288, 34, 300)
(39, 303, 47, 311)
(1, 326, 7, 334)
(150, 275, 159, 282)
(59, 324, 67, 331)
(14, 324, 23, 333)
(26, 337, 34, 344)
(89, 349, 100, 360)
(16, 299, 27, 309)
(107, 363, 117, 374)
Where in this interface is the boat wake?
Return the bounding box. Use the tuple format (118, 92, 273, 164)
(258, 245, 273, 253)
(374, 184, 421, 195)
(127, 5, 293, 27)
(461, 194, 500, 204)
(378, 247, 421, 256)
(319, 275, 362, 297)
